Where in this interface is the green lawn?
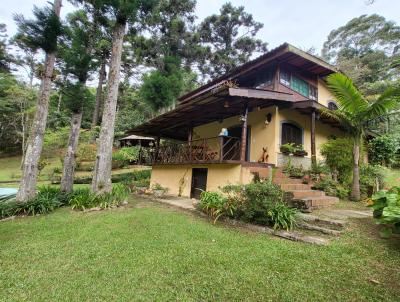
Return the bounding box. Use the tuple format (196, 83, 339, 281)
(0, 198, 399, 301)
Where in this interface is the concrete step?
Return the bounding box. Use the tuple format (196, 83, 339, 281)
(302, 196, 339, 209)
(281, 183, 312, 191)
(292, 190, 325, 199)
(274, 177, 304, 184)
(297, 213, 347, 230)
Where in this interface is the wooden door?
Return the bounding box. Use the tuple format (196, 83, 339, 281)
(190, 168, 208, 199)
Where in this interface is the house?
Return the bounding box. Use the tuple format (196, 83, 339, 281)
(118, 134, 154, 148)
(130, 43, 344, 199)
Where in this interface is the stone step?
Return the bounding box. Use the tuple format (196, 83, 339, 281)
(274, 177, 304, 184)
(292, 190, 325, 199)
(296, 213, 347, 230)
(281, 183, 312, 191)
(302, 196, 339, 209)
(296, 221, 342, 236)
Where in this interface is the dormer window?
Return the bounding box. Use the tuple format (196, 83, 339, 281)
(328, 101, 338, 110)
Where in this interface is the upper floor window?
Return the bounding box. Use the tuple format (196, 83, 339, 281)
(280, 70, 290, 86)
(281, 122, 303, 146)
(279, 69, 318, 100)
(328, 101, 338, 110)
(254, 68, 274, 88)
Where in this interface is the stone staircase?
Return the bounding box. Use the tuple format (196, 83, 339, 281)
(273, 169, 339, 212)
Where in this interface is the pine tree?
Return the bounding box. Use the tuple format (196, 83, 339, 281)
(14, 0, 63, 202)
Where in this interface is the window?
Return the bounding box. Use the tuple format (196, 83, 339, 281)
(255, 68, 273, 88)
(280, 70, 290, 86)
(328, 101, 338, 110)
(280, 69, 318, 100)
(291, 76, 309, 97)
(281, 122, 303, 145)
(309, 85, 317, 100)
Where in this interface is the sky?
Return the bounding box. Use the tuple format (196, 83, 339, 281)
(1, 0, 400, 81)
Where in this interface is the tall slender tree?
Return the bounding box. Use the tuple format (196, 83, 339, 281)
(323, 73, 399, 200)
(58, 10, 96, 193)
(73, 0, 158, 193)
(14, 1, 63, 202)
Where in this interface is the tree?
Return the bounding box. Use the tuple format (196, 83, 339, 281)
(197, 2, 267, 79)
(323, 73, 399, 200)
(58, 9, 100, 193)
(72, 0, 158, 194)
(0, 24, 13, 73)
(322, 15, 400, 93)
(14, 0, 63, 202)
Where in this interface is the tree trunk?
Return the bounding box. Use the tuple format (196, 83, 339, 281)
(92, 22, 126, 194)
(351, 139, 361, 201)
(92, 59, 106, 128)
(16, 0, 62, 202)
(60, 111, 83, 193)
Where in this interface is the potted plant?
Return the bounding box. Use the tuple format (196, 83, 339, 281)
(293, 144, 308, 157)
(280, 143, 296, 155)
(152, 183, 168, 198)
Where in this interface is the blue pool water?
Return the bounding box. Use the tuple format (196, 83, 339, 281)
(0, 188, 18, 196)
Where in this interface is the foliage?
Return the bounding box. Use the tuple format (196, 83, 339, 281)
(0, 186, 68, 219)
(320, 137, 355, 183)
(112, 151, 130, 169)
(76, 143, 97, 162)
(139, 56, 184, 111)
(266, 202, 298, 231)
(69, 183, 130, 211)
(283, 160, 306, 179)
(312, 178, 350, 199)
(322, 14, 400, 92)
(359, 164, 386, 197)
(197, 2, 267, 79)
(118, 146, 141, 162)
(198, 191, 232, 223)
(151, 183, 168, 192)
(14, 4, 63, 53)
(368, 134, 400, 166)
(369, 187, 400, 238)
(280, 143, 296, 154)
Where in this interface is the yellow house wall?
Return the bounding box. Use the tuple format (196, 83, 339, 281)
(317, 79, 335, 107)
(277, 108, 344, 161)
(150, 164, 244, 197)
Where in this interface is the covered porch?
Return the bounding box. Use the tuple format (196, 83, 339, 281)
(130, 85, 340, 167)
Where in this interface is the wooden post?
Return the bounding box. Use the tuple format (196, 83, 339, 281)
(219, 135, 224, 162)
(154, 136, 160, 164)
(240, 105, 249, 161)
(188, 127, 192, 162)
(311, 110, 316, 165)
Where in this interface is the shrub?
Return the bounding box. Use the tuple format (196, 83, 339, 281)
(1, 186, 68, 218)
(119, 146, 140, 163)
(198, 191, 236, 223)
(320, 138, 354, 183)
(312, 178, 349, 199)
(76, 143, 97, 162)
(368, 134, 399, 167)
(283, 160, 305, 179)
(369, 187, 400, 238)
(267, 202, 298, 230)
(360, 165, 385, 197)
(112, 151, 129, 169)
(69, 184, 130, 211)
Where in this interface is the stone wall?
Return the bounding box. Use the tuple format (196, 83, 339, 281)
(277, 153, 312, 169)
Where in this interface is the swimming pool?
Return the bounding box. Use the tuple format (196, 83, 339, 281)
(0, 188, 18, 197)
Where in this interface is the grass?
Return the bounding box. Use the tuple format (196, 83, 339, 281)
(384, 168, 400, 188)
(0, 155, 147, 188)
(0, 198, 399, 301)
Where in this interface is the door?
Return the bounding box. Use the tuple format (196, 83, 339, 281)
(190, 168, 208, 199)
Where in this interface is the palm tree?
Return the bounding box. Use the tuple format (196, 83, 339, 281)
(324, 73, 399, 200)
